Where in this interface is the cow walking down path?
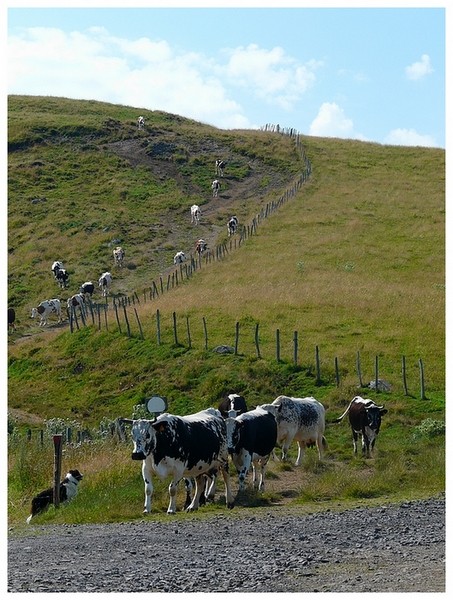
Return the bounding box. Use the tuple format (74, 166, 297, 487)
(333, 396, 387, 457)
(123, 408, 234, 514)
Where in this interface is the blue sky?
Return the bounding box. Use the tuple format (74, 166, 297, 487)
(6, 2, 447, 148)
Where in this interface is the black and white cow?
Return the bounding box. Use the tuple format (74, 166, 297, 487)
(174, 251, 186, 265)
(191, 204, 201, 225)
(51, 261, 64, 278)
(55, 268, 69, 289)
(80, 281, 95, 298)
(264, 396, 327, 466)
(333, 396, 387, 457)
(31, 299, 62, 326)
(215, 159, 226, 177)
(218, 393, 248, 418)
(227, 216, 239, 236)
(211, 179, 220, 197)
(137, 116, 145, 129)
(113, 246, 125, 267)
(124, 408, 235, 514)
(226, 406, 277, 492)
(195, 239, 208, 256)
(8, 308, 16, 332)
(98, 272, 112, 297)
(67, 293, 86, 319)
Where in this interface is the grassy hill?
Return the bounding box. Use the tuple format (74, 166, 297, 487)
(7, 96, 445, 525)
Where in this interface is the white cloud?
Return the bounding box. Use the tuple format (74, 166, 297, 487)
(405, 54, 433, 81)
(223, 43, 319, 110)
(8, 26, 251, 129)
(309, 102, 366, 140)
(384, 128, 437, 148)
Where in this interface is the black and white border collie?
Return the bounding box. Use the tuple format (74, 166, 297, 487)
(26, 469, 83, 524)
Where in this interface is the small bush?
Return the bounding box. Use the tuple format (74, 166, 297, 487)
(413, 418, 445, 439)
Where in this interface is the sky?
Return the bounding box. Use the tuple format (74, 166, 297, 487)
(5, 1, 447, 148)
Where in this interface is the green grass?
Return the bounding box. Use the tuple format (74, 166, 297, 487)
(7, 95, 445, 527)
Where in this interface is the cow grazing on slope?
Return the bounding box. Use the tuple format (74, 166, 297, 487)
(264, 396, 327, 466)
(218, 393, 248, 418)
(195, 239, 208, 256)
(31, 299, 62, 326)
(137, 116, 145, 130)
(211, 179, 220, 197)
(51, 261, 64, 278)
(55, 268, 69, 289)
(215, 159, 226, 177)
(98, 272, 112, 297)
(174, 251, 186, 265)
(123, 408, 235, 514)
(333, 396, 387, 457)
(8, 308, 16, 332)
(226, 406, 277, 492)
(80, 282, 95, 298)
(191, 204, 201, 224)
(113, 246, 125, 267)
(227, 216, 239, 236)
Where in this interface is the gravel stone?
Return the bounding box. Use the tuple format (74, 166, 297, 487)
(7, 495, 445, 593)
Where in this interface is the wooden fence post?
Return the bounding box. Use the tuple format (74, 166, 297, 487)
(315, 345, 321, 385)
(202, 317, 208, 351)
(114, 303, 122, 333)
(335, 356, 340, 387)
(173, 312, 178, 345)
(134, 308, 144, 340)
(123, 305, 131, 337)
(402, 355, 409, 396)
(254, 323, 261, 358)
(53, 435, 63, 509)
(356, 351, 364, 387)
(156, 309, 161, 345)
(375, 355, 379, 393)
(419, 358, 426, 399)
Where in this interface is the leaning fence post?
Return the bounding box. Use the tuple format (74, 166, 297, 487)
(134, 308, 144, 340)
(186, 316, 192, 349)
(172, 311, 178, 346)
(53, 435, 63, 509)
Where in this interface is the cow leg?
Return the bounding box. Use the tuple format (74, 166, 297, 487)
(183, 478, 193, 510)
(205, 473, 217, 501)
(219, 464, 235, 509)
(167, 479, 180, 514)
(235, 452, 251, 491)
(295, 442, 305, 466)
(254, 457, 269, 491)
(352, 430, 359, 454)
(185, 475, 205, 512)
(142, 461, 154, 514)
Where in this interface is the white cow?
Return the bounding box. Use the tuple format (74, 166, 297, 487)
(67, 294, 86, 318)
(211, 179, 220, 197)
(227, 216, 239, 236)
(266, 396, 327, 465)
(113, 246, 125, 267)
(190, 204, 201, 224)
(137, 116, 145, 130)
(99, 272, 112, 297)
(31, 299, 62, 326)
(174, 251, 186, 265)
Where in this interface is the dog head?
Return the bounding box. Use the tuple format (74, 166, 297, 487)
(67, 469, 83, 482)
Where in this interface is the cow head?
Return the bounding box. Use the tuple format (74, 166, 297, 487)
(225, 418, 243, 454)
(129, 419, 158, 460)
(365, 403, 388, 434)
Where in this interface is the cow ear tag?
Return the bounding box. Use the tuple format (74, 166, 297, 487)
(147, 396, 168, 419)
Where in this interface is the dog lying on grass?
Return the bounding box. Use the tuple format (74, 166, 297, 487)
(26, 469, 83, 524)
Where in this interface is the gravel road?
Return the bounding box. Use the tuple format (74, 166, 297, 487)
(7, 495, 445, 593)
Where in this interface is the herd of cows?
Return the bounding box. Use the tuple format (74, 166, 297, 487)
(120, 393, 388, 515)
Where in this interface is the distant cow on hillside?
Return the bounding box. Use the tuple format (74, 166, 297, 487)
(227, 216, 239, 236)
(215, 159, 226, 177)
(113, 246, 125, 267)
(195, 239, 208, 256)
(137, 116, 145, 130)
(31, 299, 62, 327)
(98, 272, 112, 297)
(174, 251, 186, 265)
(8, 308, 16, 332)
(191, 205, 201, 224)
